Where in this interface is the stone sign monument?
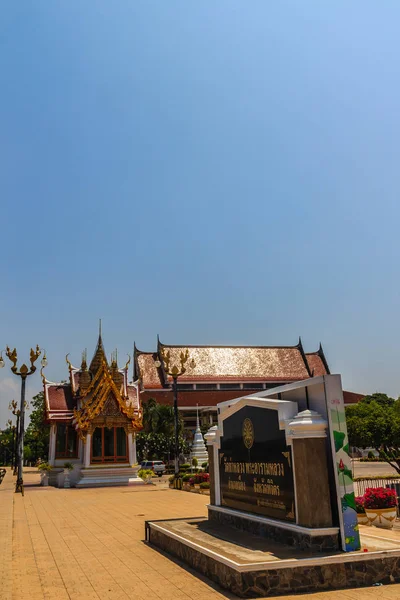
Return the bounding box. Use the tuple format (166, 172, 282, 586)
(219, 406, 295, 522)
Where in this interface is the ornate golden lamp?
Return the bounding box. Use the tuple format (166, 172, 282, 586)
(0, 346, 47, 495)
(154, 348, 195, 482)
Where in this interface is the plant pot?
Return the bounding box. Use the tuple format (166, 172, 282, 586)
(63, 468, 71, 489)
(365, 507, 397, 529)
(357, 512, 369, 526)
(194, 484, 200, 490)
(40, 473, 49, 487)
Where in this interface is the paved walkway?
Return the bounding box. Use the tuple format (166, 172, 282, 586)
(2, 468, 400, 599)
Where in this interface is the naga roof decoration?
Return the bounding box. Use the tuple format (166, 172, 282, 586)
(73, 359, 142, 437)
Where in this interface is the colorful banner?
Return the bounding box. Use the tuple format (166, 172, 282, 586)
(326, 378, 361, 552)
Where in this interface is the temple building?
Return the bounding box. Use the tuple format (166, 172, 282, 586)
(44, 332, 363, 487)
(134, 338, 363, 435)
(44, 333, 143, 487)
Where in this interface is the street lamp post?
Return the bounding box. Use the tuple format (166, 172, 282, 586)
(0, 346, 47, 495)
(6, 419, 15, 468)
(155, 349, 195, 484)
(9, 399, 29, 475)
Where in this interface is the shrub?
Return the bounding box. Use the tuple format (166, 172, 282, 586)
(200, 482, 210, 489)
(192, 457, 198, 468)
(182, 474, 191, 482)
(201, 462, 208, 469)
(355, 496, 365, 514)
(191, 473, 209, 485)
(63, 462, 74, 471)
(368, 451, 376, 459)
(364, 487, 397, 509)
(37, 462, 52, 472)
(169, 475, 175, 484)
(180, 463, 191, 470)
(138, 469, 154, 483)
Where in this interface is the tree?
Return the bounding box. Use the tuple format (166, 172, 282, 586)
(24, 392, 50, 464)
(137, 398, 189, 462)
(346, 393, 400, 474)
(0, 425, 14, 466)
(142, 398, 184, 436)
(136, 432, 189, 463)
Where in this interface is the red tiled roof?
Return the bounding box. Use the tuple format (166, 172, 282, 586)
(137, 353, 163, 388)
(46, 385, 76, 412)
(137, 344, 311, 388)
(305, 353, 328, 377)
(343, 390, 364, 404)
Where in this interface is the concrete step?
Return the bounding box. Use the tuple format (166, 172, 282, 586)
(76, 466, 144, 488)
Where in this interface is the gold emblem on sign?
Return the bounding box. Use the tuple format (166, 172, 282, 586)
(242, 418, 254, 449)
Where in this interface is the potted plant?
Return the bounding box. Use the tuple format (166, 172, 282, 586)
(38, 462, 52, 486)
(364, 487, 397, 529)
(138, 468, 154, 484)
(355, 496, 369, 525)
(199, 481, 210, 494)
(63, 462, 74, 489)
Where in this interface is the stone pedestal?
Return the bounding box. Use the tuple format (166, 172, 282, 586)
(205, 425, 218, 506)
(286, 409, 333, 528)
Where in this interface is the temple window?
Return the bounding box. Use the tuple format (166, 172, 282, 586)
(243, 383, 264, 390)
(91, 427, 128, 463)
(220, 383, 242, 390)
(55, 424, 78, 458)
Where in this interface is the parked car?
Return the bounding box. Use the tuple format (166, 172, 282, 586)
(140, 460, 166, 477)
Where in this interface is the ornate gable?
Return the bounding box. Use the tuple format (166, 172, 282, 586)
(73, 360, 142, 439)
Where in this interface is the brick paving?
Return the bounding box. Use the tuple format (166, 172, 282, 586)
(2, 468, 400, 599)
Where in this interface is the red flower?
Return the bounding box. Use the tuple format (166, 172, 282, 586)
(339, 459, 345, 471)
(364, 487, 397, 509)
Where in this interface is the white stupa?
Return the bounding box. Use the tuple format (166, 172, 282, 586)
(190, 405, 209, 465)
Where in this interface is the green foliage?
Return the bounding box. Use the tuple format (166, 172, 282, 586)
(37, 462, 52, 472)
(24, 392, 50, 463)
(0, 426, 14, 466)
(201, 462, 208, 469)
(360, 393, 396, 407)
(138, 398, 190, 463)
(136, 432, 190, 463)
(367, 450, 375, 459)
(138, 468, 154, 482)
(182, 474, 191, 482)
(142, 398, 184, 436)
(346, 395, 400, 474)
(63, 462, 74, 471)
(180, 463, 191, 469)
(192, 457, 198, 468)
(200, 482, 210, 489)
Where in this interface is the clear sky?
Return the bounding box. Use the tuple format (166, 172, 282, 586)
(1, 1, 400, 425)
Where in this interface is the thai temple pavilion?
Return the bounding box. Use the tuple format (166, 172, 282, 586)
(44, 333, 362, 487)
(44, 333, 143, 487)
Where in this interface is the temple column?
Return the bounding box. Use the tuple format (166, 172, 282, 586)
(48, 424, 56, 466)
(83, 434, 91, 468)
(128, 433, 136, 466)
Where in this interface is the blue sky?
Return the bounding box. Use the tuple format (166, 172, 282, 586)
(1, 1, 400, 423)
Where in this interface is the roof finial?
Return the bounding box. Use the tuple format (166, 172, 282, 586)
(99, 318, 102, 338)
(196, 403, 200, 431)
